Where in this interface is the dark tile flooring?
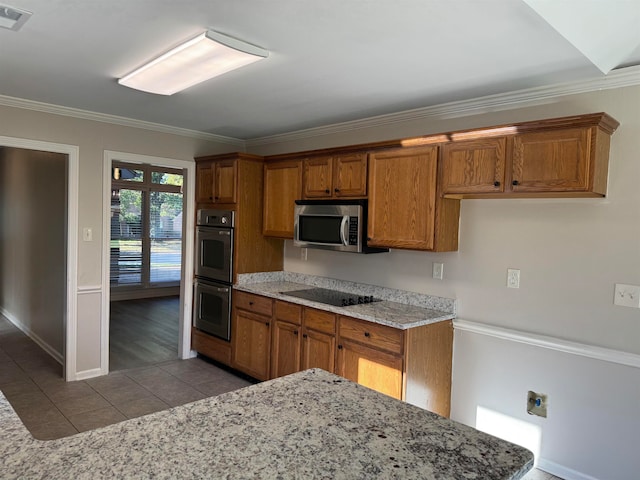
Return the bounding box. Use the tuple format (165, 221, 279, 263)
(0, 313, 252, 440)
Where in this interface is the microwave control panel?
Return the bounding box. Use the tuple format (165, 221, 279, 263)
(348, 216, 359, 245)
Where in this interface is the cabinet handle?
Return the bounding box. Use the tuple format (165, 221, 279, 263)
(294, 330, 299, 335)
(265, 322, 270, 326)
(367, 237, 372, 241)
(512, 180, 519, 186)
(493, 181, 500, 187)
(337, 345, 343, 350)
(214, 196, 219, 200)
(209, 196, 213, 200)
(325, 189, 330, 194)
(302, 333, 308, 338)
(249, 301, 254, 305)
(334, 188, 340, 193)
(364, 332, 370, 337)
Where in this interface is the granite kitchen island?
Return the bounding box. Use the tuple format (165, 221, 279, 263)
(2, 369, 533, 479)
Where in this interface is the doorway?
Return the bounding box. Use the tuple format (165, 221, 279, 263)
(0, 138, 79, 381)
(102, 151, 195, 374)
(109, 161, 183, 371)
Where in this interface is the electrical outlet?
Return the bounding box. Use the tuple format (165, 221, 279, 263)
(507, 268, 520, 288)
(432, 262, 444, 280)
(527, 391, 547, 418)
(614, 283, 640, 308)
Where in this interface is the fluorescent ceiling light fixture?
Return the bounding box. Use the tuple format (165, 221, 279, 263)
(118, 30, 269, 95)
(0, 4, 32, 31)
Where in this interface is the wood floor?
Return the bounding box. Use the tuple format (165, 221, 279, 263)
(109, 296, 180, 371)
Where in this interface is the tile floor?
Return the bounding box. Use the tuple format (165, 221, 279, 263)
(0, 314, 253, 440)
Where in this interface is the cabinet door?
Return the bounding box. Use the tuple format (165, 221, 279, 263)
(511, 128, 590, 193)
(263, 160, 302, 238)
(303, 157, 333, 198)
(336, 339, 403, 400)
(333, 153, 367, 197)
(367, 146, 438, 250)
(213, 160, 237, 203)
(231, 309, 271, 381)
(441, 138, 506, 195)
(271, 320, 301, 379)
(301, 328, 336, 373)
(196, 161, 214, 203)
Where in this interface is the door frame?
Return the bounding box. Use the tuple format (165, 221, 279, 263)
(102, 151, 195, 374)
(0, 135, 79, 381)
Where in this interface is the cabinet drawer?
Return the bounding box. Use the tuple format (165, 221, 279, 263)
(304, 308, 336, 334)
(338, 316, 403, 355)
(234, 291, 273, 317)
(275, 300, 302, 325)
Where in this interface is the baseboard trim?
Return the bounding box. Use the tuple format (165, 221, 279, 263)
(537, 458, 601, 480)
(0, 307, 64, 365)
(74, 368, 105, 381)
(453, 319, 640, 369)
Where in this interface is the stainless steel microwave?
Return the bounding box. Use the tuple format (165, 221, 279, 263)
(293, 200, 388, 253)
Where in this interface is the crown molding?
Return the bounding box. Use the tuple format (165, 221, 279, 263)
(0, 94, 245, 147)
(246, 64, 640, 148)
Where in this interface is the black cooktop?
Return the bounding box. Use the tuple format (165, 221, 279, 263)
(281, 287, 381, 307)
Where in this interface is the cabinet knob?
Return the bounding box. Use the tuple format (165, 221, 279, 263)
(214, 196, 219, 200)
(209, 196, 213, 200)
(265, 322, 270, 326)
(512, 180, 519, 186)
(249, 301, 254, 305)
(337, 345, 343, 350)
(325, 189, 330, 194)
(334, 188, 340, 193)
(364, 332, 370, 337)
(302, 333, 308, 339)
(294, 330, 299, 335)
(367, 237, 372, 241)
(493, 181, 500, 187)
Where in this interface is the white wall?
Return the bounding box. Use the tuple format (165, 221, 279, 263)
(0, 147, 66, 360)
(248, 84, 640, 479)
(0, 104, 237, 375)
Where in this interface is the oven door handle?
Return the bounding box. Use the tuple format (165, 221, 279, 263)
(340, 215, 349, 246)
(218, 230, 231, 236)
(216, 287, 230, 293)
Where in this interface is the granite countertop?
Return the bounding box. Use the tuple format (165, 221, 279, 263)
(234, 272, 456, 330)
(2, 369, 533, 479)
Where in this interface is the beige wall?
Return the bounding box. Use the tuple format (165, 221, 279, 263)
(0, 105, 238, 374)
(248, 84, 640, 478)
(0, 147, 66, 357)
(250, 85, 640, 355)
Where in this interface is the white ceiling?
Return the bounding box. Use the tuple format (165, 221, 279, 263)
(1, 0, 639, 140)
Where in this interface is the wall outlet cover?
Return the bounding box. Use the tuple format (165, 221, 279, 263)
(613, 283, 640, 308)
(527, 390, 547, 418)
(507, 268, 520, 288)
(432, 262, 444, 280)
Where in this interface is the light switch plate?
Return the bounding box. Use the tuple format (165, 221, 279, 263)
(82, 227, 93, 242)
(432, 262, 444, 280)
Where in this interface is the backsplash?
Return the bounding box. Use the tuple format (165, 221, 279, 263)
(236, 271, 456, 314)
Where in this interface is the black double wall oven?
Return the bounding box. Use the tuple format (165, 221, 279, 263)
(193, 209, 234, 341)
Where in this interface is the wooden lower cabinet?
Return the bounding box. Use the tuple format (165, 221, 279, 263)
(271, 319, 301, 378)
(231, 308, 272, 381)
(336, 338, 403, 400)
(301, 327, 336, 372)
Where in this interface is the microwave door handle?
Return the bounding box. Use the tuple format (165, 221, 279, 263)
(340, 216, 349, 246)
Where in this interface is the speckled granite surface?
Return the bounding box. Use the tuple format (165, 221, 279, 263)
(2, 369, 533, 479)
(235, 272, 456, 329)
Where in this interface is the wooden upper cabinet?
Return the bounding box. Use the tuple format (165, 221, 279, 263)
(440, 113, 619, 198)
(303, 157, 333, 198)
(302, 153, 367, 199)
(441, 137, 507, 195)
(367, 146, 439, 250)
(511, 128, 591, 193)
(263, 160, 302, 238)
(196, 160, 215, 203)
(195, 158, 237, 204)
(213, 159, 237, 203)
